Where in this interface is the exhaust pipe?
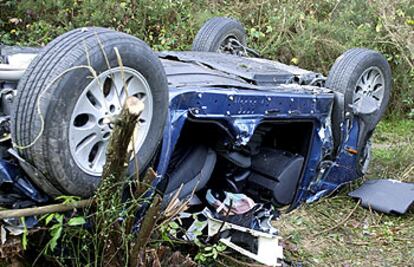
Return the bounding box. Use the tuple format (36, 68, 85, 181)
(0, 64, 26, 80)
(0, 53, 38, 81)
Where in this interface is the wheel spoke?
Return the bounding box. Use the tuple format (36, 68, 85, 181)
(112, 72, 132, 95)
(71, 125, 99, 146)
(366, 69, 376, 81)
(87, 82, 107, 110)
(139, 103, 151, 122)
(371, 73, 382, 88)
(128, 77, 148, 95)
(74, 133, 100, 163)
(74, 94, 104, 119)
(371, 85, 384, 100)
(110, 72, 135, 108)
(360, 74, 366, 85)
(91, 142, 107, 170)
(353, 91, 364, 104)
(119, 76, 135, 104)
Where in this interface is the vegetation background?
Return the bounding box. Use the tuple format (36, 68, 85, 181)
(0, 0, 413, 266)
(1, 0, 413, 118)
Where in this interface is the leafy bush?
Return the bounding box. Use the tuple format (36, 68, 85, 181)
(1, 0, 413, 117)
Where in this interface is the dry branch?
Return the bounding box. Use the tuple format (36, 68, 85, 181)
(129, 194, 162, 267)
(0, 199, 93, 219)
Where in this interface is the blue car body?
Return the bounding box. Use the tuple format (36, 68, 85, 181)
(153, 51, 366, 208)
(0, 48, 370, 211)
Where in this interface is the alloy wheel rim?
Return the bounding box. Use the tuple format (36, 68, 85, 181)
(69, 67, 153, 176)
(352, 66, 385, 114)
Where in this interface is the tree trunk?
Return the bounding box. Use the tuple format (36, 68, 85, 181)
(96, 96, 144, 266)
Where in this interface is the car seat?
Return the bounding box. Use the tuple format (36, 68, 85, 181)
(162, 145, 217, 205)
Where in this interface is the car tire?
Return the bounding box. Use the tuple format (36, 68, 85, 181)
(326, 48, 392, 154)
(12, 27, 168, 197)
(192, 17, 247, 53)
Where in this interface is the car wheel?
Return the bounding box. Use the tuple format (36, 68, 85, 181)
(12, 27, 168, 197)
(192, 17, 247, 54)
(326, 48, 392, 157)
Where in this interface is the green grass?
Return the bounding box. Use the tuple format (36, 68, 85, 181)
(274, 120, 414, 266)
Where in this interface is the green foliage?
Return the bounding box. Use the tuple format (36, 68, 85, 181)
(47, 219, 63, 252)
(33, 196, 87, 255)
(20, 217, 28, 250)
(32, 179, 144, 266)
(67, 216, 86, 226)
(42, 212, 64, 252)
(55, 195, 81, 204)
(195, 242, 227, 264)
(0, 0, 413, 116)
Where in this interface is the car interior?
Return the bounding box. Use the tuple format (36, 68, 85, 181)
(161, 117, 314, 208)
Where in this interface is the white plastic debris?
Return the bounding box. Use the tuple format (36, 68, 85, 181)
(205, 211, 283, 266)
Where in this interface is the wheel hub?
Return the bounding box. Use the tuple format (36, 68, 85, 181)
(219, 37, 245, 56)
(69, 67, 153, 176)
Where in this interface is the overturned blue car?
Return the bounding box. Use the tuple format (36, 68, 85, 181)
(0, 17, 392, 210)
